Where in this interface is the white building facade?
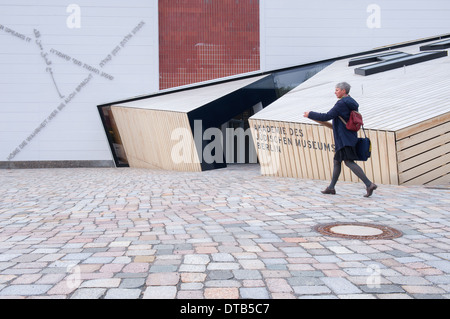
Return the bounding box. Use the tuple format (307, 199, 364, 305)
(1, 0, 449, 166)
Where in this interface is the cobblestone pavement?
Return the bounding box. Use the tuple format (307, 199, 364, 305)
(0, 165, 449, 299)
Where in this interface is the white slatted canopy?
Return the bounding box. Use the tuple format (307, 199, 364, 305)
(112, 75, 268, 113)
(252, 42, 450, 132)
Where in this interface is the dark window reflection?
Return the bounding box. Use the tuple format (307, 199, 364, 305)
(273, 62, 332, 98)
(98, 106, 129, 167)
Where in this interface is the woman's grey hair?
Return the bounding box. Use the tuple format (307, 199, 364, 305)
(336, 82, 351, 94)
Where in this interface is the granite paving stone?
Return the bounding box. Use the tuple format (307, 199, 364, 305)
(240, 287, 270, 299)
(142, 286, 177, 299)
(80, 278, 121, 288)
(70, 288, 106, 299)
(321, 277, 362, 295)
(0, 284, 52, 296)
(204, 287, 239, 299)
(146, 272, 180, 286)
(104, 288, 142, 299)
(0, 165, 448, 299)
(293, 285, 331, 295)
(119, 278, 146, 289)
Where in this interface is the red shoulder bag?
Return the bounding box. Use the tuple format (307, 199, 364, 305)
(339, 111, 363, 132)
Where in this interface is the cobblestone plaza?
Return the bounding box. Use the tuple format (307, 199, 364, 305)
(0, 165, 449, 299)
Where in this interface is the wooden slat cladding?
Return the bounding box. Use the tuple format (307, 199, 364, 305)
(111, 106, 202, 172)
(249, 119, 399, 185)
(396, 113, 450, 185)
(250, 115, 449, 186)
(396, 113, 450, 140)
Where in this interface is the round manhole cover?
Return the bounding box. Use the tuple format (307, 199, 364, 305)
(314, 222, 402, 240)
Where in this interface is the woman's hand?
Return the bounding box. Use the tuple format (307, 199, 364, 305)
(303, 112, 310, 118)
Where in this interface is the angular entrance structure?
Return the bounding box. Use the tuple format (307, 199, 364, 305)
(98, 75, 278, 171)
(98, 61, 331, 171)
(249, 40, 450, 186)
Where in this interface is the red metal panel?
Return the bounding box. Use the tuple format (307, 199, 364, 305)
(159, 0, 260, 90)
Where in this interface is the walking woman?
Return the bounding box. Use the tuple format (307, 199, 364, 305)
(303, 82, 377, 197)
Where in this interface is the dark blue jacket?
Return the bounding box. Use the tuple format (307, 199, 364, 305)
(308, 96, 359, 152)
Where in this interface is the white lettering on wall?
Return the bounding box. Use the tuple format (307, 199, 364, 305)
(66, 4, 81, 29)
(367, 4, 382, 29)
